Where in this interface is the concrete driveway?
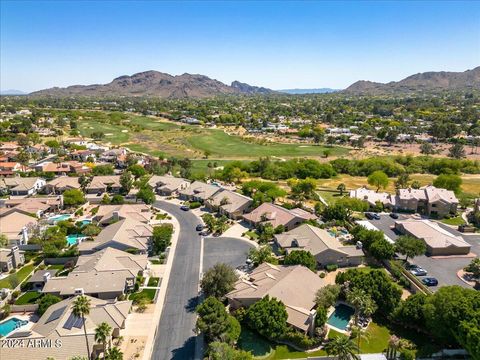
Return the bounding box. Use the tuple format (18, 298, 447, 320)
(363, 214, 480, 290)
(203, 236, 255, 271)
(151, 200, 202, 360)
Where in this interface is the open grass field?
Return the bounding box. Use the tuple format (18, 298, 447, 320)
(76, 112, 349, 159)
(317, 173, 480, 198)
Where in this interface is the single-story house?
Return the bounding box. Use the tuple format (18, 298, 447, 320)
(3, 196, 63, 217)
(0, 210, 37, 245)
(178, 181, 222, 203)
(42, 248, 148, 299)
(86, 175, 122, 194)
(2, 295, 131, 360)
(92, 204, 152, 225)
(45, 176, 82, 194)
(243, 203, 317, 231)
(394, 219, 471, 256)
(227, 263, 324, 335)
(274, 224, 363, 268)
(0, 246, 24, 273)
(78, 218, 153, 255)
(205, 189, 253, 219)
(148, 175, 190, 196)
(0, 177, 46, 196)
(27, 269, 58, 290)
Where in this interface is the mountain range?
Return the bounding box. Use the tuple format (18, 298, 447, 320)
(344, 66, 480, 94)
(29, 71, 275, 98)
(27, 67, 480, 98)
(279, 88, 338, 94)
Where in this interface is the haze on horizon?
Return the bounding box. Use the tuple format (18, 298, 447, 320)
(1, 0, 479, 93)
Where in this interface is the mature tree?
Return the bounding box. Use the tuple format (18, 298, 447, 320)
(346, 288, 377, 324)
(337, 183, 346, 196)
(200, 263, 239, 299)
(62, 189, 86, 206)
(433, 174, 462, 194)
(196, 297, 231, 342)
(315, 284, 341, 309)
(72, 296, 92, 360)
(324, 335, 359, 360)
(420, 142, 434, 155)
(127, 164, 147, 179)
(288, 178, 317, 200)
(152, 224, 173, 254)
(367, 170, 389, 192)
(283, 250, 317, 271)
(120, 171, 133, 193)
(95, 322, 113, 360)
(92, 164, 114, 176)
(322, 203, 352, 222)
(395, 235, 426, 262)
(258, 223, 275, 243)
(336, 269, 401, 316)
(110, 194, 125, 205)
(393, 293, 427, 329)
(246, 296, 288, 339)
(464, 258, 480, 281)
(202, 213, 217, 233)
(248, 245, 277, 266)
(448, 143, 466, 159)
(207, 342, 253, 360)
(37, 294, 62, 315)
(394, 173, 410, 189)
(369, 238, 396, 261)
(105, 347, 123, 360)
(136, 185, 155, 204)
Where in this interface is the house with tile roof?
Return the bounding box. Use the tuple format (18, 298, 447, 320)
(205, 189, 253, 219)
(78, 218, 153, 254)
(243, 203, 317, 231)
(148, 175, 190, 196)
(227, 263, 324, 335)
(92, 204, 152, 225)
(42, 247, 148, 299)
(0, 177, 46, 196)
(274, 224, 363, 267)
(45, 176, 82, 194)
(2, 295, 131, 360)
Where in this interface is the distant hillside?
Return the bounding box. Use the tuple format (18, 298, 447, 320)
(279, 88, 338, 94)
(344, 67, 480, 94)
(29, 71, 275, 98)
(0, 89, 26, 95)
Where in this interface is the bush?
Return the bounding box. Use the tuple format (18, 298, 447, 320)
(319, 272, 326, 278)
(188, 201, 201, 209)
(325, 264, 338, 272)
(281, 329, 320, 349)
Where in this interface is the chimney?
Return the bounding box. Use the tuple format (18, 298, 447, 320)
(112, 211, 120, 221)
(308, 309, 317, 337)
(43, 272, 51, 283)
(74, 288, 85, 296)
(21, 226, 28, 245)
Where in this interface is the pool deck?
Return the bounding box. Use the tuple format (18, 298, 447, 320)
(1, 313, 37, 337)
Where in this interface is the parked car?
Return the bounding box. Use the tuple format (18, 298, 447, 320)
(389, 212, 399, 219)
(180, 205, 190, 211)
(422, 277, 438, 286)
(366, 212, 380, 220)
(196, 224, 204, 231)
(408, 264, 428, 276)
(199, 230, 210, 236)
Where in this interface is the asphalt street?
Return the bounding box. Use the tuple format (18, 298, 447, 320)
(152, 201, 202, 360)
(203, 236, 254, 271)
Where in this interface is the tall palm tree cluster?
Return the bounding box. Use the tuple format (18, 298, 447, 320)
(72, 296, 124, 360)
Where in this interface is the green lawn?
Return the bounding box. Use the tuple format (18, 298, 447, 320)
(14, 291, 43, 305)
(129, 288, 157, 302)
(187, 130, 349, 158)
(440, 216, 465, 226)
(147, 277, 160, 287)
(316, 189, 345, 204)
(47, 264, 64, 271)
(327, 322, 390, 353)
(0, 264, 35, 289)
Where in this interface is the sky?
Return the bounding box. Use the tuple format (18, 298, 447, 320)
(1, 1, 479, 92)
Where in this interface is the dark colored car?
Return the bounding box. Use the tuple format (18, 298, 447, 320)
(365, 212, 375, 220)
(422, 277, 438, 287)
(196, 224, 204, 231)
(372, 213, 381, 220)
(199, 230, 210, 236)
(389, 212, 399, 219)
(180, 205, 190, 211)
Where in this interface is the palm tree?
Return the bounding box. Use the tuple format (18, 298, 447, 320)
(346, 288, 376, 325)
(325, 335, 359, 360)
(350, 325, 371, 354)
(95, 322, 112, 360)
(72, 295, 92, 360)
(106, 346, 123, 360)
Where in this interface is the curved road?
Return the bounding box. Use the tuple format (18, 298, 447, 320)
(152, 200, 202, 360)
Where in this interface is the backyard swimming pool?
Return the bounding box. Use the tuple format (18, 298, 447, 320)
(66, 234, 86, 246)
(327, 303, 355, 331)
(0, 317, 27, 337)
(49, 214, 71, 223)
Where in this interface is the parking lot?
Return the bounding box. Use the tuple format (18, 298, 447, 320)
(362, 214, 480, 291)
